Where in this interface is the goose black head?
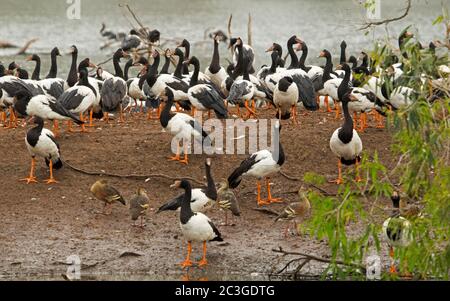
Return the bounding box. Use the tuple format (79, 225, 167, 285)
(148, 29, 160, 43)
(319, 49, 330, 58)
(177, 39, 189, 48)
(130, 29, 139, 35)
(78, 58, 96, 71)
(8, 61, 19, 71)
(348, 55, 357, 66)
(51, 47, 61, 56)
(340, 40, 347, 48)
(170, 179, 191, 190)
(69, 45, 78, 54)
(16, 68, 29, 79)
(228, 37, 237, 49)
(26, 54, 40, 62)
(391, 191, 400, 208)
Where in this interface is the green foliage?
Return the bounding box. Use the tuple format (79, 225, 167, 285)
(302, 18, 450, 280)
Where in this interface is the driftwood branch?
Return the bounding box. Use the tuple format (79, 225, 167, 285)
(62, 159, 205, 185)
(359, 0, 412, 30)
(16, 38, 38, 55)
(247, 13, 252, 47)
(272, 247, 366, 270)
(227, 14, 233, 57)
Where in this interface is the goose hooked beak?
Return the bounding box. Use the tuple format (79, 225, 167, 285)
(182, 59, 191, 65)
(170, 180, 182, 188)
(25, 55, 33, 62)
(265, 44, 275, 52)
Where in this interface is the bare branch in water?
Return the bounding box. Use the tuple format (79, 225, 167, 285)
(359, 0, 411, 31)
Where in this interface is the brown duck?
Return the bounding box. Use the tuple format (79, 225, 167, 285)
(90, 179, 126, 214)
(129, 188, 150, 228)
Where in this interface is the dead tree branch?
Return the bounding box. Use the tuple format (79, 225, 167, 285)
(247, 13, 252, 47)
(359, 0, 412, 30)
(16, 38, 38, 55)
(62, 159, 205, 185)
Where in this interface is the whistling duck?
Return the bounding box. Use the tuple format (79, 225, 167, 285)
(275, 186, 311, 238)
(171, 179, 223, 268)
(217, 179, 241, 226)
(228, 121, 285, 206)
(22, 116, 62, 184)
(90, 179, 126, 215)
(129, 187, 150, 228)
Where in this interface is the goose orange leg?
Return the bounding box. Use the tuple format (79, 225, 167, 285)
(329, 160, 343, 184)
(45, 160, 58, 184)
(79, 113, 89, 132)
(266, 177, 282, 203)
(389, 246, 397, 274)
(335, 102, 341, 119)
(291, 105, 298, 124)
(180, 241, 193, 268)
(244, 100, 257, 119)
(325, 95, 332, 112)
(88, 109, 94, 127)
(178, 144, 189, 165)
(197, 241, 208, 267)
(6, 107, 16, 129)
(20, 157, 38, 184)
(168, 143, 181, 162)
(355, 159, 362, 182)
(53, 120, 59, 137)
(118, 104, 125, 123)
(256, 180, 269, 206)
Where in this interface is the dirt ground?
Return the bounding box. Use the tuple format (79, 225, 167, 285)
(0, 104, 396, 280)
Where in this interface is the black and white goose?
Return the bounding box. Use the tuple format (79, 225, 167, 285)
(229, 37, 255, 74)
(317, 49, 345, 114)
(228, 121, 285, 206)
(183, 56, 228, 119)
(0, 64, 24, 128)
(329, 73, 363, 185)
(266, 43, 285, 68)
(160, 48, 172, 75)
(274, 76, 299, 123)
(159, 87, 210, 165)
(13, 89, 83, 136)
(157, 158, 217, 213)
(127, 56, 148, 113)
(45, 47, 61, 79)
(171, 179, 223, 268)
(100, 48, 129, 123)
(145, 50, 190, 104)
(37, 49, 66, 99)
(382, 191, 412, 274)
(297, 40, 323, 77)
(22, 116, 62, 184)
(76, 58, 102, 126)
(59, 69, 97, 132)
(204, 34, 228, 88)
(65, 45, 79, 89)
(177, 39, 192, 76)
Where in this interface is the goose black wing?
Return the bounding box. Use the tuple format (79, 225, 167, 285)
(227, 153, 260, 188)
(58, 88, 86, 110)
(291, 74, 318, 111)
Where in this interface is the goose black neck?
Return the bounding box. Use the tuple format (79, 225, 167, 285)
(360, 54, 368, 68)
(113, 53, 124, 78)
(160, 55, 171, 74)
(287, 37, 298, 69)
(123, 59, 133, 81)
(160, 94, 173, 128)
(174, 52, 184, 78)
(340, 43, 347, 64)
(146, 54, 160, 87)
(274, 126, 285, 166)
(204, 163, 217, 200)
(31, 56, 41, 80)
(232, 43, 245, 77)
(189, 59, 200, 87)
(209, 39, 221, 74)
(183, 43, 190, 75)
(67, 50, 78, 87)
(323, 52, 333, 82)
(46, 51, 58, 78)
(340, 99, 353, 142)
(180, 181, 194, 224)
(299, 44, 308, 70)
(269, 52, 278, 74)
(0, 65, 5, 77)
(399, 34, 408, 59)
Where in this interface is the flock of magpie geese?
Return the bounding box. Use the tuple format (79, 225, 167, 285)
(0, 27, 447, 270)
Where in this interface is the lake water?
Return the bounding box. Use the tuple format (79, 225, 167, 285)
(0, 0, 446, 78)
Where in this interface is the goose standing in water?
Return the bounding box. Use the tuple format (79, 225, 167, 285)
(159, 87, 211, 165)
(228, 121, 285, 206)
(157, 158, 217, 213)
(204, 34, 228, 88)
(22, 116, 62, 184)
(382, 191, 412, 274)
(171, 179, 223, 268)
(329, 70, 363, 184)
(100, 48, 129, 123)
(183, 56, 228, 119)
